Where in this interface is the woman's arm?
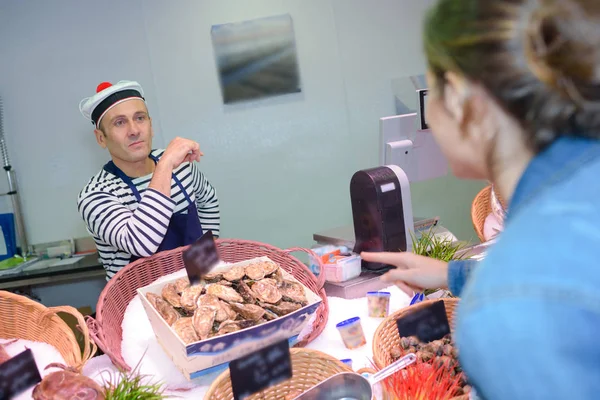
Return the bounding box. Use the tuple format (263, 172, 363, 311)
(448, 259, 479, 296)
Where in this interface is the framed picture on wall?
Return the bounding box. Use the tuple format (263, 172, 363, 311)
(211, 14, 302, 105)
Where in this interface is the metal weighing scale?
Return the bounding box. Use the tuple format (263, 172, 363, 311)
(313, 221, 452, 299)
(313, 75, 455, 299)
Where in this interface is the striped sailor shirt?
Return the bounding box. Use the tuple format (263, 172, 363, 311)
(77, 149, 220, 280)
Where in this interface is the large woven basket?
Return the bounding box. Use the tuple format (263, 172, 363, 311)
(0, 290, 95, 370)
(204, 347, 352, 400)
(86, 239, 328, 371)
(372, 298, 459, 370)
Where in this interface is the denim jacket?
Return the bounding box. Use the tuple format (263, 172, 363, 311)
(448, 136, 600, 399)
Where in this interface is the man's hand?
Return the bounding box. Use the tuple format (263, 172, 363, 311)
(160, 137, 203, 170)
(149, 137, 203, 197)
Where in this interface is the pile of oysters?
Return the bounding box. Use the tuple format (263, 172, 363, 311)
(145, 258, 310, 344)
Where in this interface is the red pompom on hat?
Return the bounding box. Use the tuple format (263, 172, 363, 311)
(96, 82, 113, 93)
(79, 80, 145, 127)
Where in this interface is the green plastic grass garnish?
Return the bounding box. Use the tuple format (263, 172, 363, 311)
(102, 355, 168, 400)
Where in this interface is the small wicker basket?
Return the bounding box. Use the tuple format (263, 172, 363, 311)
(472, 185, 508, 242)
(87, 239, 328, 371)
(471, 186, 492, 242)
(204, 348, 352, 400)
(372, 298, 459, 370)
(0, 290, 95, 370)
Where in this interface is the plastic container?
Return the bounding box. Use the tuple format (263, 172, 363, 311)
(367, 291, 391, 318)
(323, 253, 362, 283)
(340, 358, 353, 369)
(336, 317, 367, 349)
(308, 245, 351, 276)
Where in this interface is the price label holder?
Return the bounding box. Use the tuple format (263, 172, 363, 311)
(229, 339, 293, 400)
(0, 349, 42, 400)
(396, 300, 450, 343)
(182, 230, 221, 285)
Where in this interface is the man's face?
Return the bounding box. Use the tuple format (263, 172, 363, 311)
(94, 99, 153, 163)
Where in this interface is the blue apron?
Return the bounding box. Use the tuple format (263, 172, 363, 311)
(103, 154, 204, 263)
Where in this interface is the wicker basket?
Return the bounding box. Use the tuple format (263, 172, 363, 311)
(204, 348, 352, 400)
(471, 186, 492, 242)
(0, 290, 95, 370)
(372, 298, 459, 370)
(472, 184, 508, 242)
(86, 239, 328, 371)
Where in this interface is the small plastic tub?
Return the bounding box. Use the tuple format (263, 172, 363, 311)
(340, 358, 353, 369)
(367, 291, 391, 318)
(335, 317, 367, 349)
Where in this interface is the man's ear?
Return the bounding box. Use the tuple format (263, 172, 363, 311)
(94, 128, 107, 149)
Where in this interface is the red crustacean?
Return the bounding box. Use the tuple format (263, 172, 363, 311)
(31, 363, 105, 400)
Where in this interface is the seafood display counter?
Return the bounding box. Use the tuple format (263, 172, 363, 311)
(80, 278, 415, 399)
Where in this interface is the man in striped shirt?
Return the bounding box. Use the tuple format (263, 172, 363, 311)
(77, 80, 220, 280)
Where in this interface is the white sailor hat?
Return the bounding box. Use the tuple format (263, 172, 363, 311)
(79, 80, 145, 127)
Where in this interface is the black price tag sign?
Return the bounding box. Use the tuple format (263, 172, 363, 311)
(396, 300, 450, 343)
(182, 230, 220, 285)
(229, 339, 293, 400)
(0, 349, 42, 400)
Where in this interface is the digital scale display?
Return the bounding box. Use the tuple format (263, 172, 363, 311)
(380, 182, 395, 193)
(417, 89, 428, 131)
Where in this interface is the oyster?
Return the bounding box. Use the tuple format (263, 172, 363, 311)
(223, 265, 246, 282)
(145, 292, 161, 309)
(192, 306, 217, 340)
(260, 301, 302, 316)
(245, 262, 266, 281)
(236, 280, 257, 303)
(174, 277, 191, 293)
(261, 278, 278, 287)
(197, 294, 235, 322)
(251, 279, 282, 304)
(238, 319, 256, 329)
(203, 271, 223, 282)
(263, 309, 279, 321)
(218, 280, 233, 287)
(262, 260, 280, 276)
(279, 280, 308, 305)
(217, 321, 241, 335)
(218, 319, 255, 331)
(230, 303, 266, 320)
(207, 284, 243, 303)
(155, 297, 180, 326)
(221, 301, 238, 321)
(180, 283, 205, 312)
(172, 317, 199, 344)
(271, 268, 285, 284)
(161, 283, 182, 308)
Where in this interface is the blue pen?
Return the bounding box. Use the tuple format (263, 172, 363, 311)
(410, 292, 424, 305)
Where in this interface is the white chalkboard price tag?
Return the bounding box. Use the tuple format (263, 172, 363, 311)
(229, 339, 293, 400)
(0, 349, 42, 400)
(182, 230, 221, 285)
(396, 300, 450, 343)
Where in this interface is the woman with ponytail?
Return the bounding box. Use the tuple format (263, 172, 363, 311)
(362, 1, 600, 398)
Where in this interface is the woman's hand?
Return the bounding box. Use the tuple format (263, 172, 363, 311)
(360, 251, 449, 296)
